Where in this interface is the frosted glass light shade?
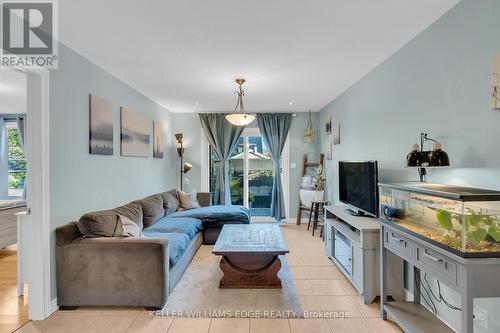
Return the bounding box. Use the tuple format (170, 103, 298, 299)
(225, 113, 255, 126)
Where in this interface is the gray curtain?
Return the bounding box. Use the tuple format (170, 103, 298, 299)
(199, 114, 244, 205)
(16, 116, 26, 199)
(0, 118, 9, 199)
(257, 113, 292, 221)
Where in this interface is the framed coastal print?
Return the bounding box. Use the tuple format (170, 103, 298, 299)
(89, 94, 113, 155)
(333, 122, 340, 145)
(120, 107, 150, 157)
(153, 121, 164, 159)
(326, 140, 333, 160)
(491, 53, 500, 110)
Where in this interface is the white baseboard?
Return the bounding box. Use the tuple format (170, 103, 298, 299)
(50, 298, 58, 314)
(404, 288, 414, 302)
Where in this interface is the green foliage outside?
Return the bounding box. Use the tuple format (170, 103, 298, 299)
(7, 127, 26, 190)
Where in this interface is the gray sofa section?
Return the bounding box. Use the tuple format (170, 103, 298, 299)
(56, 190, 250, 310)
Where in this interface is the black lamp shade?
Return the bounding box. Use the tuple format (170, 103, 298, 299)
(406, 151, 420, 167)
(429, 149, 450, 167)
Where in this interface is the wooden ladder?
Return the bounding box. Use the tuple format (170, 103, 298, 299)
(296, 153, 325, 225)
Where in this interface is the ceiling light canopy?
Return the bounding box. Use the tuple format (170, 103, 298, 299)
(225, 78, 255, 126)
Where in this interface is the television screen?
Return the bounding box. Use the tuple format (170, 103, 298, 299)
(338, 161, 378, 216)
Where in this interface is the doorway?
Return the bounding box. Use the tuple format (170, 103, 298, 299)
(207, 127, 289, 221)
(0, 69, 29, 331)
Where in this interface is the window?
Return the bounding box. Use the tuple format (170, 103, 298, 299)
(7, 121, 26, 198)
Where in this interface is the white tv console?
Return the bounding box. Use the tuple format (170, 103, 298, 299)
(324, 204, 402, 304)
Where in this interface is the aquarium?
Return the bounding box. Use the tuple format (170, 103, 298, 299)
(379, 182, 500, 258)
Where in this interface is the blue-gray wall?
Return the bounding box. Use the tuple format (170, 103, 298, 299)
(318, 1, 500, 331)
(49, 44, 178, 299)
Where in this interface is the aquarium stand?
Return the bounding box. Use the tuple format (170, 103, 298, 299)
(379, 221, 500, 333)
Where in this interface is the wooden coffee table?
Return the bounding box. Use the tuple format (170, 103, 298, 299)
(212, 223, 289, 289)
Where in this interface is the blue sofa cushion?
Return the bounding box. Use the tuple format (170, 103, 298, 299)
(142, 231, 190, 267)
(144, 217, 202, 240)
(167, 205, 250, 226)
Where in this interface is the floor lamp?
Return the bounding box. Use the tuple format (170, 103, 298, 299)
(175, 133, 192, 191)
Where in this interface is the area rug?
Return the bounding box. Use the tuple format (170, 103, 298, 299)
(159, 245, 303, 318)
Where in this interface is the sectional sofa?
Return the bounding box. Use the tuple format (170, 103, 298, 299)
(55, 189, 250, 310)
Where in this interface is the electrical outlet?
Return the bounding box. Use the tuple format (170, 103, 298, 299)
(474, 305, 488, 329)
(184, 178, 189, 185)
(290, 162, 296, 169)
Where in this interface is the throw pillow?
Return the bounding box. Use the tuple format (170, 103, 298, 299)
(78, 209, 120, 238)
(178, 190, 201, 210)
(159, 189, 180, 215)
(134, 194, 165, 227)
(113, 202, 144, 230)
(117, 215, 143, 238)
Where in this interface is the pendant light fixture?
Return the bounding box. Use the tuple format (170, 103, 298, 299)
(225, 78, 256, 126)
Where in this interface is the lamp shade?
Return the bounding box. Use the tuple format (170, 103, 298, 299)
(429, 145, 450, 167)
(225, 113, 256, 127)
(175, 133, 183, 143)
(406, 144, 420, 167)
(183, 162, 192, 173)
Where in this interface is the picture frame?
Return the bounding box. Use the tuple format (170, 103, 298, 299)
(153, 121, 164, 159)
(325, 115, 332, 135)
(333, 122, 340, 145)
(491, 53, 500, 110)
(326, 140, 333, 160)
(89, 94, 114, 155)
(120, 107, 150, 157)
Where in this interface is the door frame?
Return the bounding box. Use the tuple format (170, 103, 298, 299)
(200, 126, 290, 220)
(18, 68, 52, 320)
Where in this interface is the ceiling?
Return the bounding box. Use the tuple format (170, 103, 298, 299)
(58, 0, 459, 113)
(0, 70, 26, 115)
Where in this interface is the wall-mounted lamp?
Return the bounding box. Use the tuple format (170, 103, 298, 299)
(406, 133, 450, 182)
(175, 133, 191, 190)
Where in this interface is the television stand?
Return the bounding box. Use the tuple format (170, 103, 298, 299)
(324, 204, 403, 304)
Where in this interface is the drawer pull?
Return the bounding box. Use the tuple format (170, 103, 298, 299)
(391, 233, 405, 243)
(423, 250, 446, 266)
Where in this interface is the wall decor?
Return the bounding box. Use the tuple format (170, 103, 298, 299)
(304, 110, 314, 143)
(120, 107, 150, 157)
(492, 53, 500, 110)
(325, 115, 332, 135)
(89, 94, 114, 155)
(326, 140, 333, 160)
(333, 122, 340, 145)
(153, 121, 164, 158)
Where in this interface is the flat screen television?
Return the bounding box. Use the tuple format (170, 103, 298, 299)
(338, 161, 379, 217)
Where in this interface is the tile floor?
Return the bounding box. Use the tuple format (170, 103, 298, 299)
(13, 223, 402, 333)
(0, 245, 29, 333)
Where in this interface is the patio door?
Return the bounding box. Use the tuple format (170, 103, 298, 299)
(208, 127, 289, 219)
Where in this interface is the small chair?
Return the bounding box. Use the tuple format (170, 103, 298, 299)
(307, 200, 329, 237)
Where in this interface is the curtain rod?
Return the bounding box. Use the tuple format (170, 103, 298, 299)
(192, 113, 297, 117)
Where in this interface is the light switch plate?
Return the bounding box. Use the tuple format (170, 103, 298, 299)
(290, 162, 296, 169)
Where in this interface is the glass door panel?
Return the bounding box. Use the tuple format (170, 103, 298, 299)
(229, 137, 244, 205)
(248, 136, 273, 217)
(208, 130, 284, 219)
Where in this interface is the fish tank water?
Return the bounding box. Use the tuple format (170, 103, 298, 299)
(379, 182, 500, 258)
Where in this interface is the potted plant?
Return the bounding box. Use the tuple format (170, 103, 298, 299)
(312, 165, 326, 201)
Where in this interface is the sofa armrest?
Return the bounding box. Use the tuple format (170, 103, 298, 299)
(197, 192, 212, 207)
(56, 237, 169, 308)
